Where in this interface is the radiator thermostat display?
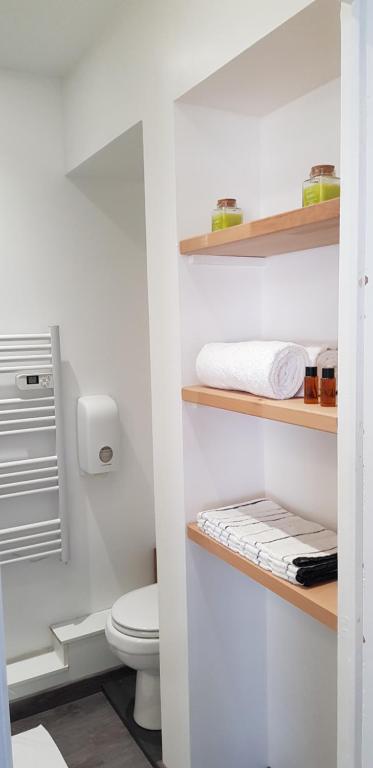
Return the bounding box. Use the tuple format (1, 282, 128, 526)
(16, 372, 54, 390)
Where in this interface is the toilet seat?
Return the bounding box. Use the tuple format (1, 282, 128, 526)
(111, 583, 159, 639)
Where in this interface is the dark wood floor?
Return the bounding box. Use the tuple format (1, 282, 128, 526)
(11, 691, 152, 768)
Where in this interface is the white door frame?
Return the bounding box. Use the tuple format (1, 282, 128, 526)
(359, 0, 373, 762)
(339, 1, 367, 766)
(0, 572, 12, 767)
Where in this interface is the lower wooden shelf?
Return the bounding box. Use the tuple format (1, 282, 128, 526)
(187, 523, 337, 631)
(182, 385, 337, 434)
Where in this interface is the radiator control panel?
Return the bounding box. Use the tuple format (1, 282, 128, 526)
(16, 372, 54, 391)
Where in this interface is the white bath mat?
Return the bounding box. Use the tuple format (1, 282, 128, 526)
(12, 724, 68, 767)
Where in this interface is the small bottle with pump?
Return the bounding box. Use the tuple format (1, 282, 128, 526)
(304, 366, 319, 405)
(320, 368, 336, 407)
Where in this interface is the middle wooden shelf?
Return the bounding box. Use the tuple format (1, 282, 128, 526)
(188, 523, 337, 631)
(182, 385, 337, 433)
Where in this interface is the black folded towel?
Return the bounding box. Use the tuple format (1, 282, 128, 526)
(295, 555, 338, 587)
(293, 553, 337, 568)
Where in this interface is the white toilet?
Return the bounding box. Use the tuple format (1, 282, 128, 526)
(105, 583, 160, 730)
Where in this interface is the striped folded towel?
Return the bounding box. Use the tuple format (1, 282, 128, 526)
(197, 498, 337, 587)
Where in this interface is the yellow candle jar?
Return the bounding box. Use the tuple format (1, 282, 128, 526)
(302, 164, 340, 207)
(212, 198, 243, 231)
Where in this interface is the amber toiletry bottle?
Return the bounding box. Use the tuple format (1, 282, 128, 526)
(304, 366, 319, 404)
(320, 367, 336, 407)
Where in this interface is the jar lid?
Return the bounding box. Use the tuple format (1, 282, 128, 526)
(217, 198, 237, 208)
(305, 366, 317, 377)
(310, 165, 335, 178)
(322, 367, 335, 378)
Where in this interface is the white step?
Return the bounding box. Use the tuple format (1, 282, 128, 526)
(7, 650, 67, 690)
(8, 608, 117, 700)
(50, 609, 109, 644)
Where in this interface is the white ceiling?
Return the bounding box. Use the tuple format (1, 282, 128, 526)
(0, 0, 125, 76)
(180, 0, 340, 117)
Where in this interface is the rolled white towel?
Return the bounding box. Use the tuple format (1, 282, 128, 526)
(296, 345, 338, 397)
(196, 341, 308, 400)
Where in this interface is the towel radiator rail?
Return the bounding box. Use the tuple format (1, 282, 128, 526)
(0, 326, 68, 565)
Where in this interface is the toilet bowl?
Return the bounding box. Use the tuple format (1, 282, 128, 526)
(105, 583, 160, 730)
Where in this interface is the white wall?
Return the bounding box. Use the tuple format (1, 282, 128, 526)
(62, 3, 335, 768)
(266, 598, 337, 768)
(59, 0, 373, 766)
(0, 70, 155, 660)
(188, 544, 267, 768)
(260, 77, 340, 535)
(262, 79, 339, 768)
(259, 78, 341, 217)
(362, 0, 373, 764)
(63, 0, 314, 172)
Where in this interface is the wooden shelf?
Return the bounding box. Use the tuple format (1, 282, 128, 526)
(180, 198, 340, 258)
(182, 385, 337, 433)
(187, 523, 337, 631)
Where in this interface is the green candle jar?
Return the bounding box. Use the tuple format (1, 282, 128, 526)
(212, 198, 243, 231)
(302, 164, 340, 207)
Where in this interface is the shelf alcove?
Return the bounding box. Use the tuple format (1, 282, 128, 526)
(176, 1, 340, 766)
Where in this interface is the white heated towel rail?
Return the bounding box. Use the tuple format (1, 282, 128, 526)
(0, 327, 68, 565)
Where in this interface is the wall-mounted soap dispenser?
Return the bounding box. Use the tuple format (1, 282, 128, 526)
(77, 395, 120, 474)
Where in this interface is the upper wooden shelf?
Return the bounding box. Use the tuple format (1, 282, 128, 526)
(187, 523, 337, 631)
(182, 385, 337, 434)
(180, 198, 340, 258)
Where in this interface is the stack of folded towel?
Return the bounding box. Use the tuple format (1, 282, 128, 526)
(196, 340, 338, 400)
(197, 497, 337, 587)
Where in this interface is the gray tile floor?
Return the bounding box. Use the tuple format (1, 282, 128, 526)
(11, 691, 152, 768)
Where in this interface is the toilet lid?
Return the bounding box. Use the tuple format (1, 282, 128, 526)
(111, 583, 159, 639)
